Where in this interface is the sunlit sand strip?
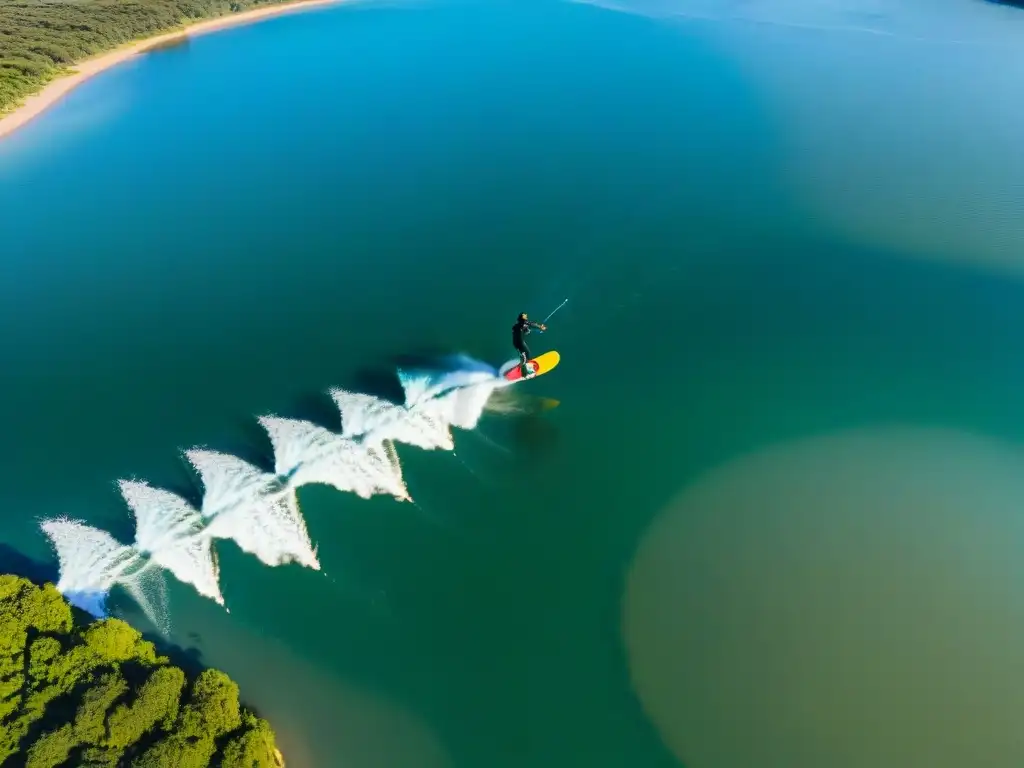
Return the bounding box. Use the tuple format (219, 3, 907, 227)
(0, 0, 354, 141)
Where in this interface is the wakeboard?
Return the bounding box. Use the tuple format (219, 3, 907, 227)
(500, 350, 560, 383)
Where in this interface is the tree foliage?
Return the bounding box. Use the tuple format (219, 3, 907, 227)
(0, 575, 283, 768)
(0, 0, 301, 114)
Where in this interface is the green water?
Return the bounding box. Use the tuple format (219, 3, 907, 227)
(3, 0, 1024, 766)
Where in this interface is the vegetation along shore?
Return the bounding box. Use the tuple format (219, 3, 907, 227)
(0, 574, 285, 767)
(0, 0, 348, 140)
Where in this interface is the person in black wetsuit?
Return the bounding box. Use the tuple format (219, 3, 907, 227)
(512, 312, 546, 377)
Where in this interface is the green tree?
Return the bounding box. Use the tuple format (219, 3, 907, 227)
(0, 576, 76, 763)
(72, 671, 129, 744)
(0, 574, 284, 767)
(79, 744, 124, 767)
(83, 619, 159, 666)
(106, 666, 186, 747)
(179, 669, 242, 739)
(130, 734, 217, 768)
(220, 712, 281, 768)
(0, 0, 316, 115)
(24, 723, 75, 768)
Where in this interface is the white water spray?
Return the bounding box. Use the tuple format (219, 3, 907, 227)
(185, 449, 321, 571)
(39, 356, 531, 625)
(330, 388, 455, 451)
(118, 479, 224, 606)
(421, 381, 501, 431)
(259, 415, 410, 501)
(40, 518, 170, 634)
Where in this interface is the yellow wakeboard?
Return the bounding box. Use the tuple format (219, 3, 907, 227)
(501, 350, 560, 383)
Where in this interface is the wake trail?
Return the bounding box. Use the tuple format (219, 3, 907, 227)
(465, 428, 513, 457)
(40, 518, 170, 634)
(40, 356, 527, 627)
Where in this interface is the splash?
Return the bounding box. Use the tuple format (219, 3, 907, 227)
(40, 518, 170, 634)
(399, 355, 500, 407)
(38, 354, 534, 626)
(330, 388, 456, 450)
(421, 380, 501, 430)
(259, 415, 410, 501)
(118, 480, 223, 606)
(185, 449, 321, 570)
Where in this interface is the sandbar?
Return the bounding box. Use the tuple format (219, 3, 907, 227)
(0, 0, 350, 142)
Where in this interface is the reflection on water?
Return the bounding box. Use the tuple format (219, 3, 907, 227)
(575, 0, 1024, 276)
(624, 428, 1024, 768)
(573, 0, 1023, 42)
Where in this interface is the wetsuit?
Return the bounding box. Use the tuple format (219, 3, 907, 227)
(512, 318, 542, 374)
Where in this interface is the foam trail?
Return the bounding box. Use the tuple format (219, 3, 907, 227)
(121, 566, 172, 637)
(40, 518, 169, 633)
(40, 354, 523, 623)
(377, 440, 405, 490)
(399, 354, 499, 407)
(118, 479, 224, 606)
(331, 390, 394, 439)
(364, 403, 455, 451)
(329, 388, 455, 451)
(41, 518, 140, 611)
(464, 426, 513, 457)
(258, 415, 410, 501)
(184, 449, 320, 570)
(422, 381, 500, 430)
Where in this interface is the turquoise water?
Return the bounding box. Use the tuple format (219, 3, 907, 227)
(4, 1, 1024, 766)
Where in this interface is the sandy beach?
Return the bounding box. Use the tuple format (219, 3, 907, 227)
(0, 0, 350, 142)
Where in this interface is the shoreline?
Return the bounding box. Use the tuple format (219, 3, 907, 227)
(0, 0, 350, 142)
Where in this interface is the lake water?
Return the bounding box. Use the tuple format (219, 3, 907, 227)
(3, 0, 1024, 766)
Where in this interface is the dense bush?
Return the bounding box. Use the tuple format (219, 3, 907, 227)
(0, 0, 296, 114)
(0, 574, 282, 767)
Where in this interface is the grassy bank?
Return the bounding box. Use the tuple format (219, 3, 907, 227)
(0, 0, 298, 115)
